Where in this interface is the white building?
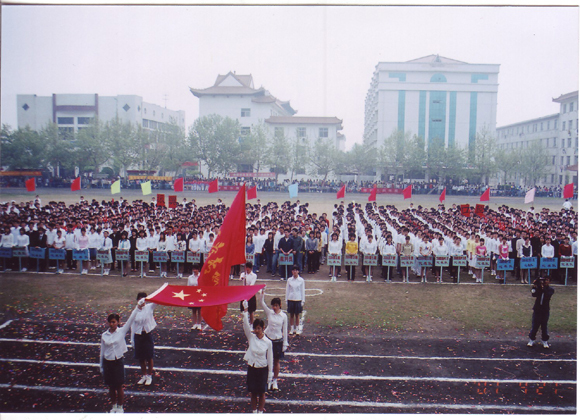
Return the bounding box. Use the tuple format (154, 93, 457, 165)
(496, 91, 578, 186)
(190, 72, 345, 178)
(17, 93, 186, 138)
(364, 54, 500, 152)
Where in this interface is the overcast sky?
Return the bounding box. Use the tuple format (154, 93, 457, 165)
(1, 5, 578, 150)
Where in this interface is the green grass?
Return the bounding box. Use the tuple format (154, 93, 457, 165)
(0, 273, 575, 340)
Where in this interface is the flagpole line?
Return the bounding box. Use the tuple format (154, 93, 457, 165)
(146, 282, 169, 301)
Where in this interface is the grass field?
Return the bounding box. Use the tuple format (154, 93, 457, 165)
(0, 273, 576, 340)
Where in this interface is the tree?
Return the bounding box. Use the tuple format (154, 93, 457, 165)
(159, 119, 191, 175)
(403, 135, 427, 179)
(378, 130, 409, 181)
(288, 136, 309, 181)
(105, 118, 139, 178)
(266, 130, 290, 178)
(426, 136, 446, 182)
(75, 118, 111, 174)
(472, 126, 497, 184)
(1, 125, 47, 170)
(495, 147, 519, 185)
(40, 123, 76, 177)
(309, 137, 340, 182)
(345, 143, 377, 176)
(518, 139, 550, 186)
(135, 125, 166, 175)
(426, 137, 467, 184)
(237, 121, 269, 173)
(189, 114, 241, 178)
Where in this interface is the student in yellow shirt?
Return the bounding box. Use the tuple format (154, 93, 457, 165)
(345, 233, 358, 281)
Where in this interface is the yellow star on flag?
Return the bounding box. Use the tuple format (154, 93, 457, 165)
(198, 299, 204, 303)
(197, 289, 202, 293)
(172, 290, 191, 301)
(202, 293, 207, 297)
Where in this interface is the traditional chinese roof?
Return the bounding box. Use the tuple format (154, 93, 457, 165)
(552, 91, 579, 103)
(265, 116, 343, 129)
(406, 54, 467, 64)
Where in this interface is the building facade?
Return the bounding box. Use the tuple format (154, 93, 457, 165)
(364, 54, 500, 152)
(496, 91, 578, 187)
(190, 72, 345, 178)
(17, 93, 186, 137)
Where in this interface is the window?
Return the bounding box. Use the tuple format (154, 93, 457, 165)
(563, 121, 566, 130)
(240, 127, 251, 137)
(57, 117, 74, 125)
(551, 174, 555, 183)
(570, 102, 574, 112)
(241, 108, 251, 117)
(567, 156, 571, 165)
(540, 122, 543, 131)
(568, 138, 572, 148)
(274, 127, 284, 137)
(562, 139, 565, 148)
(546, 121, 550, 130)
(561, 156, 564, 165)
(297, 127, 306, 138)
(319, 128, 329, 138)
(142, 119, 149, 128)
(563, 104, 567, 113)
(149, 121, 158, 129)
(553, 138, 557, 147)
(77, 117, 92, 125)
(153, 110, 155, 116)
(569, 121, 573, 132)
(552, 156, 556, 165)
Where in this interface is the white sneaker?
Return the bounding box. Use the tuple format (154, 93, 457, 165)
(290, 326, 295, 335)
(145, 374, 152, 386)
(177, 273, 182, 278)
(527, 339, 534, 347)
(296, 326, 302, 335)
(542, 341, 550, 349)
(110, 404, 118, 413)
(21, 268, 27, 272)
(143, 273, 147, 277)
(272, 379, 278, 390)
(138, 375, 147, 385)
(82, 269, 88, 275)
(116, 406, 124, 413)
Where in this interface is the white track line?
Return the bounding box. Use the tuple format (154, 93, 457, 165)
(0, 320, 14, 329)
(0, 337, 574, 363)
(0, 336, 575, 363)
(0, 383, 574, 412)
(0, 358, 575, 385)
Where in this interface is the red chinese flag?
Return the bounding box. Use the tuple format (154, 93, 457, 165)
(71, 177, 81, 192)
(208, 179, 219, 193)
(439, 187, 446, 203)
(25, 178, 35, 192)
(475, 204, 485, 217)
(460, 204, 470, 217)
(146, 284, 265, 307)
(157, 194, 166, 207)
(199, 184, 247, 331)
(403, 185, 413, 200)
(368, 184, 377, 202)
(480, 187, 490, 202)
(247, 185, 257, 200)
(563, 183, 574, 199)
(168, 195, 177, 209)
(174, 177, 184, 192)
(337, 184, 346, 199)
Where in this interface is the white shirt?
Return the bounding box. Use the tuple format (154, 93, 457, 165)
(328, 240, 342, 254)
(187, 272, 199, 286)
(131, 303, 157, 336)
(99, 306, 140, 364)
(541, 244, 555, 258)
(242, 312, 273, 373)
(260, 293, 288, 346)
(1, 233, 15, 248)
(240, 271, 257, 286)
(188, 238, 204, 253)
(285, 275, 305, 303)
(433, 243, 449, 256)
(419, 241, 433, 256)
(360, 239, 377, 254)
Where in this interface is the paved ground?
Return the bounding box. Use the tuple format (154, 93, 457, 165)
(0, 293, 576, 414)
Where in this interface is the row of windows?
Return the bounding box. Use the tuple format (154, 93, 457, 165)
(142, 119, 167, 130)
(57, 116, 94, 125)
(562, 119, 579, 131)
(562, 102, 576, 114)
(273, 127, 329, 138)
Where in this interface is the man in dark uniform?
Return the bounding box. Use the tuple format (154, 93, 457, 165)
(527, 276, 555, 349)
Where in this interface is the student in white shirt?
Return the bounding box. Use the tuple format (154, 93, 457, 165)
(241, 299, 273, 414)
(433, 237, 449, 283)
(100, 230, 114, 275)
(100, 300, 144, 413)
(131, 292, 157, 387)
(259, 288, 288, 391)
(285, 266, 305, 335)
(187, 265, 203, 330)
(240, 262, 258, 324)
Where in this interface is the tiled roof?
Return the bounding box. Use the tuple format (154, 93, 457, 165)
(189, 86, 264, 97)
(552, 91, 579, 103)
(214, 72, 254, 88)
(406, 54, 467, 64)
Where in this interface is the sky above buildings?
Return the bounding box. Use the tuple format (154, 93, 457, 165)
(1, 5, 578, 150)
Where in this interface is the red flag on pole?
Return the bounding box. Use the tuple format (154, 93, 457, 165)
(368, 184, 377, 202)
(25, 178, 36, 192)
(403, 185, 413, 200)
(71, 177, 81, 192)
(475, 204, 485, 217)
(480, 187, 490, 202)
(439, 187, 446, 203)
(563, 183, 574, 199)
(337, 184, 346, 199)
(174, 178, 184, 192)
(247, 185, 257, 200)
(208, 179, 219, 193)
(199, 184, 247, 331)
